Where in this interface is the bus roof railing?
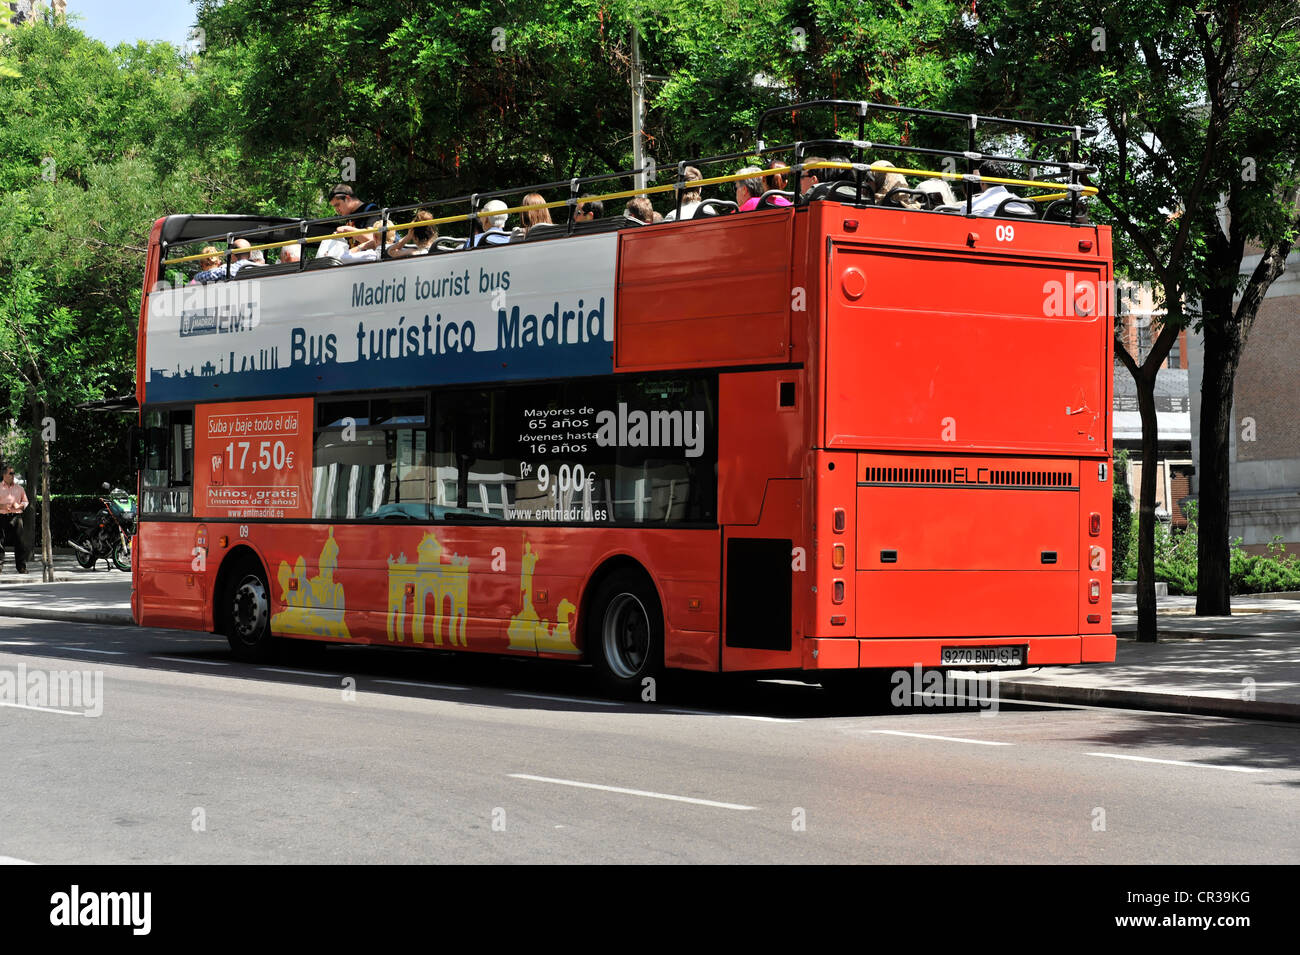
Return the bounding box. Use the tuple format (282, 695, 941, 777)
(158, 100, 1101, 273)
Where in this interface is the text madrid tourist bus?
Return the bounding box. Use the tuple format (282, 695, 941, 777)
(131, 100, 1116, 697)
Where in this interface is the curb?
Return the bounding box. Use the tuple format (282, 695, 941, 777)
(998, 680, 1300, 723)
(0, 606, 134, 627)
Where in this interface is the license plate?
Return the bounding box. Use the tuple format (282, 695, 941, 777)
(941, 646, 1025, 667)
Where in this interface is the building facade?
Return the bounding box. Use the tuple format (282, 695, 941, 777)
(1187, 247, 1300, 554)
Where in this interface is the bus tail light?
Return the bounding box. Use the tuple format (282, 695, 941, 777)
(832, 544, 845, 569)
(1089, 580, 1100, 603)
(832, 579, 845, 604)
(832, 507, 846, 533)
(1089, 512, 1101, 536)
(1089, 546, 1105, 571)
(1087, 614, 1101, 624)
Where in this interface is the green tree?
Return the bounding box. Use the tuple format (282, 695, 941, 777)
(0, 19, 227, 573)
(188, 0, 967, 215)
(956, 0, 1300, 640)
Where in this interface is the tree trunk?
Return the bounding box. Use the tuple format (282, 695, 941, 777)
(1133, 372, 1161, 641)
(40, 411, 53, 583)
(26, 401, 40, 558)
(1196, 325, 1236, 615)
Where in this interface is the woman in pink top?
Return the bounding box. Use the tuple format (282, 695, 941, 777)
(736, 166, 792, 211)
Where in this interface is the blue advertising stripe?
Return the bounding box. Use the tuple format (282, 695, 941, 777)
(147, 341, 615, 403)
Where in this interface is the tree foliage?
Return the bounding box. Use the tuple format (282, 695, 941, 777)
(954, 0, 1300, 635)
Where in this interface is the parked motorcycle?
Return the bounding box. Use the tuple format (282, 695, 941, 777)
(69, 483, 135, 572)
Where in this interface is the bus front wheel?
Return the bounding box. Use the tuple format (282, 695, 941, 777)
(223, 560, 275, 662)
(589, 571, 664, 699)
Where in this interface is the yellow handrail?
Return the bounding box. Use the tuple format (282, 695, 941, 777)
(159, 161, 1096, 267)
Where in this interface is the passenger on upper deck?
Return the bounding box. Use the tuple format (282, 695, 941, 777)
(574, 196, 604, 222)
(388, 210, 437, 257)
(763, 159, 787, 194)
(187, 246, 221, 285)
(917, 178, 958, 208)
(871, 160, 921, 209)
(518, 193, 553, 236)
(625, 196, 654, 224)
(279, 243, 301, 264)
(796, 156, 826, 195)
(968, 161, 1034, 217)
(663, 166, 703, 221)
(467, 199, 511, 248)
(191, 238, 253, 283)
(337, 218, 397, 263)
(736, 166, 791, 211)
(328, 184, 382, 230)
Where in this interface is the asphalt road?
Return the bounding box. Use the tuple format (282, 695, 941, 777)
(1, 616, 1296, 864)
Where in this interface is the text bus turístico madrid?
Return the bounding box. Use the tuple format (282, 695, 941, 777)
(132, 100, 1116, 696)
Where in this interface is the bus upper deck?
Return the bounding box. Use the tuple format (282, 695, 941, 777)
(145, 99, 1100, 291)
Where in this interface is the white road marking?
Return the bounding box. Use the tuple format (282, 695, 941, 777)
(508, 774, 756, 811)
(153, 656, 229, 667)
(1085, 752, 1267, 773)
(0, 702, 85, 716)
(871, 730, 1011, 746)
(51, 646, 123, 655)
(373, 679, 470, 691)
(508, 692, 623, 707)
(0, 856, 35, 865)
(663, 707, 799, 723)
(256, 667, 342, 679)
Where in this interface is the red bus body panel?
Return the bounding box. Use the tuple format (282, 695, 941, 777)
(135, 201, 1116, 674)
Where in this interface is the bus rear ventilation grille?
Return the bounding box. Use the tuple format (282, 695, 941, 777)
(863, 467, 1075, 488)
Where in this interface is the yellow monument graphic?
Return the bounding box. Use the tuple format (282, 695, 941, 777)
(386, 532, 469, 646)
(272, 527, 351, 639)
(507, 537, 579, 654)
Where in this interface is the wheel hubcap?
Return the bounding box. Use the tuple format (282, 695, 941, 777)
(602, 593, 649, 680)
(232, 575, 269, 645)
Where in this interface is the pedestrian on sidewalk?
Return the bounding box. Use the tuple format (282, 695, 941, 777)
(0, 464, 30, 575)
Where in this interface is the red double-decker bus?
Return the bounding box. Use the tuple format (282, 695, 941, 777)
(132, 101, 1116, 696)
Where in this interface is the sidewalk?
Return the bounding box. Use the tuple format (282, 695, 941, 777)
(0, 553, 128, 586)
(0, 565, 132, 625)
(0, 576, 1295, 721)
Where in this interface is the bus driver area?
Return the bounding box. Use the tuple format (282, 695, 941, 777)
(133, 99, 1115, 698)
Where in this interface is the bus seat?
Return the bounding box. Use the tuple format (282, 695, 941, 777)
(233, 262, 302, 280)
(994, 195, 1039, 219)
(691, 199, 738, 219)
(523, 223, 567, 242)
(804, 180, 873, 205)
(756, 190, 795, 209)
(571, 216, 645, 235)
(305, 256, 341, 270)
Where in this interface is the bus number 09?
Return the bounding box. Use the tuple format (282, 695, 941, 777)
(995, 224, 1015, 242)
(239, 525, 249, 538)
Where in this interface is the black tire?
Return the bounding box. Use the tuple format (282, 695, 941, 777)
(73, 538, 96, 570)
(222, 559, 276, 662)
(587, 570, 664, 699)
(112, 539, 131, 573)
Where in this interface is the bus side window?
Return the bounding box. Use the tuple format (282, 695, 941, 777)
(141, 408, 193, 515)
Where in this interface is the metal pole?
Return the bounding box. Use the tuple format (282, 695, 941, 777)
(632, 26, 645, 191)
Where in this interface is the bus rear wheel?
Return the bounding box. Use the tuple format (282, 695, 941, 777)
(589, 571, 663, 699)
(223, 560, 275, 662)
